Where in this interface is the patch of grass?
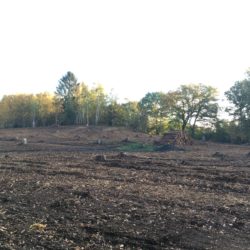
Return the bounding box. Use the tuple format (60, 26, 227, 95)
(117, 142, 156, 152)
(117, 142, 184, 152)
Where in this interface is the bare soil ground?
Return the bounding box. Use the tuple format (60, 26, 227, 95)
(0, 126, 249, 249)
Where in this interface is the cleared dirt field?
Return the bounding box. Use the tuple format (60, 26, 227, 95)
(0, 126, 249, 249)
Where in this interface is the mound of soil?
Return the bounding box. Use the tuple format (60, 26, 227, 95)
(0, 126, 160, 149)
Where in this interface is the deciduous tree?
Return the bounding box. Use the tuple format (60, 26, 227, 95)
(171, 84, 218, 134)
(138, 92, 166, 134)
(225, 79, 250, 142)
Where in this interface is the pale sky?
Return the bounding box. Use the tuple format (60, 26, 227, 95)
(0, 0, 250, 102)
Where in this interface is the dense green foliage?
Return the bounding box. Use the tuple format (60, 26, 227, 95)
(1, 71, 250, 143)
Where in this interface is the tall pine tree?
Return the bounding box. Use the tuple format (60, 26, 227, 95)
(55, 71, 78, 124)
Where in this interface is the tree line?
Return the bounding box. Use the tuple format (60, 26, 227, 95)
(0, 71, 250, 143)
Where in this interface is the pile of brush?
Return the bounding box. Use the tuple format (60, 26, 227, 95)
(155, 131, 192, 146)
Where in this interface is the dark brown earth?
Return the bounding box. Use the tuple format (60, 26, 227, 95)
(0, 126, 249, 249)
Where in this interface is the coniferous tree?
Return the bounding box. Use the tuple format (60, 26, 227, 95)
(55, 71, 78, 124)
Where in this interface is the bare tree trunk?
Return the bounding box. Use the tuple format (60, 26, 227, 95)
(86, 101, 89, 126)
(95, 96, 100, 126)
